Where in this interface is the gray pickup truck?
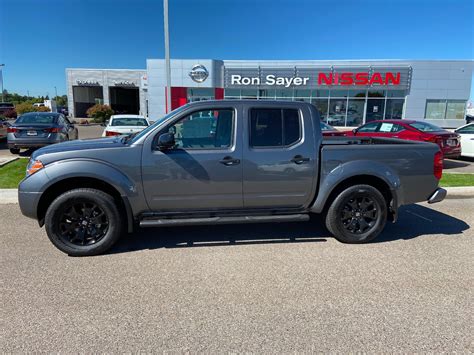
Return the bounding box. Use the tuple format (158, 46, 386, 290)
(18, 100, 446, 256)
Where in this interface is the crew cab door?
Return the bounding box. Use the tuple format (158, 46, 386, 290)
(141, 105, 243, 211)
(242, 104, 319, 208)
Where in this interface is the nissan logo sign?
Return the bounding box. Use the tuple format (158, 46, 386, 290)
(189, 64, 209, 83)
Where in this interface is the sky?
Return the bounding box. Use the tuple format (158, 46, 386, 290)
(0, 0, 473, 98)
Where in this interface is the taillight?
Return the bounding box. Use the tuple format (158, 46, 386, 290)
(434, 151, 443, 180)
(45, 127, 61, 133)
(7, 127, 18, 133)
(106, 131, 121, 136)
(421, 134, 443, 147)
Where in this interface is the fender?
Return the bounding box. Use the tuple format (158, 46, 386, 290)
(20, 159, 142, 232)
(310, 160, 403, 215)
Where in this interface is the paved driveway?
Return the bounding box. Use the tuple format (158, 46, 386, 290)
(1, 199, 473, 352)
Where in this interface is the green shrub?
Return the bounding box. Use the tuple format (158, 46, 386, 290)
(15, 102, 50, 115)
(86, 104, 114, 123)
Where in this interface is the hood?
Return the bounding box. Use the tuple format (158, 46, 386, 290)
(32, 137, 124, 160)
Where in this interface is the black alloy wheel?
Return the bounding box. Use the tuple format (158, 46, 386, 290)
(340, 194, 378, 235)
(58, 201, 109, 246)
(45, 188, 123, 256)
(325, 184, 387, 243)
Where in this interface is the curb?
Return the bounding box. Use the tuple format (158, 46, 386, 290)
(0, 157, 19, 167)
(1, 187, 474, 205)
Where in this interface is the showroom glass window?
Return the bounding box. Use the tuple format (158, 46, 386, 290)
(166, 109, 234, 149)
(249, 108, 301, 147)
(425, 100, 466, 119)
(224, 84, 407, 127)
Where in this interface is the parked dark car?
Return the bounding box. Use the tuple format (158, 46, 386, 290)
(18, 101, 445, 256)
(0, 102, 15, 116)
(0, 119, 10, 139)
(7, 112, 78, 154)
(351, 120, 461, 159)
(57, 106, 69, 116)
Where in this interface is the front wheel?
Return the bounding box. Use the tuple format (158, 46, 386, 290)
(44, 188, 123, 256)
(325, 184, 387, 243)
(9, 148, 20, 154)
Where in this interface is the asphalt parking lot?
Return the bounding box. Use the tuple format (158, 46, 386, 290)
(1, 199, 473, 352)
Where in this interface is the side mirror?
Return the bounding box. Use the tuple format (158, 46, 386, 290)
(352, 128, 357, 134)
(157, 132, 175, 150)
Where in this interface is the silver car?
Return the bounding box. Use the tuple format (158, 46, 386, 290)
(7, 112, 78, 154)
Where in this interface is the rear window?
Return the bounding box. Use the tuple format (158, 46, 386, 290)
(409, 121, 443, 132)
(16, 114, 57, 124)
(250, 108, 301, 147)
(111, 117, 148, 126)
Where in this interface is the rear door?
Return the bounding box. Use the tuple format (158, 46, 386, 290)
(242, 104, 318, 209)
(141, 105, 244, 211)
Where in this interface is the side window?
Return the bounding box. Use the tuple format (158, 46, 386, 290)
(250, 108, 301, 148)
(358, 122, 379, 133)
(166, 109, 234, 149)
(391, 124, 405, 133)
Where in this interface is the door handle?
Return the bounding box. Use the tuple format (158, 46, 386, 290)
(219, 156, 240, 166)
(291, 155, 310, 164)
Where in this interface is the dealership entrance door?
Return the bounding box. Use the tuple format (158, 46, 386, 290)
(109, 87, 139, 115)
(73, 86, 103, 118)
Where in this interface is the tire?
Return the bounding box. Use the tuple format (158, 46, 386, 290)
(325, 184, 387, 244)
(9, 148, 20, 154)
(44, 188, 123, 256)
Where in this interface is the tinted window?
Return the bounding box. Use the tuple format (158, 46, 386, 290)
(16, 113, 58, 124)
(456, 124, 474, 134)
(166, 109, 234, 149)
(320, 121, 334, 131)
(357, 122, 379, 133)
(250, 108, 301, 147)
(112, 117, 148, 126)
(409, 121, 443, 132)
(283, 109, 300, 145)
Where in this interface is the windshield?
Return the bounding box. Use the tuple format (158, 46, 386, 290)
(111, 117, 148, 126)
(16, 113, 58, 124)
(128, 105, 188, 144)
(409, 121, 443, 132)
(320, 121, 334, 131)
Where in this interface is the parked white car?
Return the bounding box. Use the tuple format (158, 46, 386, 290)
(455, 123, 474, 158)
(102, 115, 150, 137)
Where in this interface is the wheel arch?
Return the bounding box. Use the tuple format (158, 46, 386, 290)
(37, 177, 134, 233)
(311, 173, 399, 221)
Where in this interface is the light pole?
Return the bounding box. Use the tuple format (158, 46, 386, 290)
(163, 0, 171, 113)
(54, 86, 58, 101)
(0, 64, 5, 103)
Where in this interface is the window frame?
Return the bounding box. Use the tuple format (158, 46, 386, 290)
(248, 107, 303, 149)
(155, 107, 236, 151)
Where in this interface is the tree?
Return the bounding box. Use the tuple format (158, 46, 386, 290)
(56, 95, 68, 107)
(86, 104, 114, 123)
(16, 102, 50, 115)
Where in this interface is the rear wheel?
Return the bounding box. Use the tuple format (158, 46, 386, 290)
(325, 184, 387, 243)
(9, 148, 20, 154)
(44, 188, 123, 256)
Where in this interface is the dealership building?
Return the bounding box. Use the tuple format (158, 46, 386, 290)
(66, 59, 473, 127)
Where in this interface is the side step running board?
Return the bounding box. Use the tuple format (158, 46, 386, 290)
(140, 214, 309, 228)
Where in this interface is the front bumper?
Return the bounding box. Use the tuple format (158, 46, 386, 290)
(428, 188, 447, 204)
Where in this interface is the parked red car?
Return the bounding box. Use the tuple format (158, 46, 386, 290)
(320, 121, 347, 137)
(352, 120, 461, 158)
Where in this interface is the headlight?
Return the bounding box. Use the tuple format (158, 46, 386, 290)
(26, 160, 44, 176)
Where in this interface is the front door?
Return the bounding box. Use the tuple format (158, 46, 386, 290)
(141, 107, 243, 211)
(242, 105, 318, 209)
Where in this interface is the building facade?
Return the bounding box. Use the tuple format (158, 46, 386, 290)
(66, 69, 148, 118)
(67, 59, 473, 128)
